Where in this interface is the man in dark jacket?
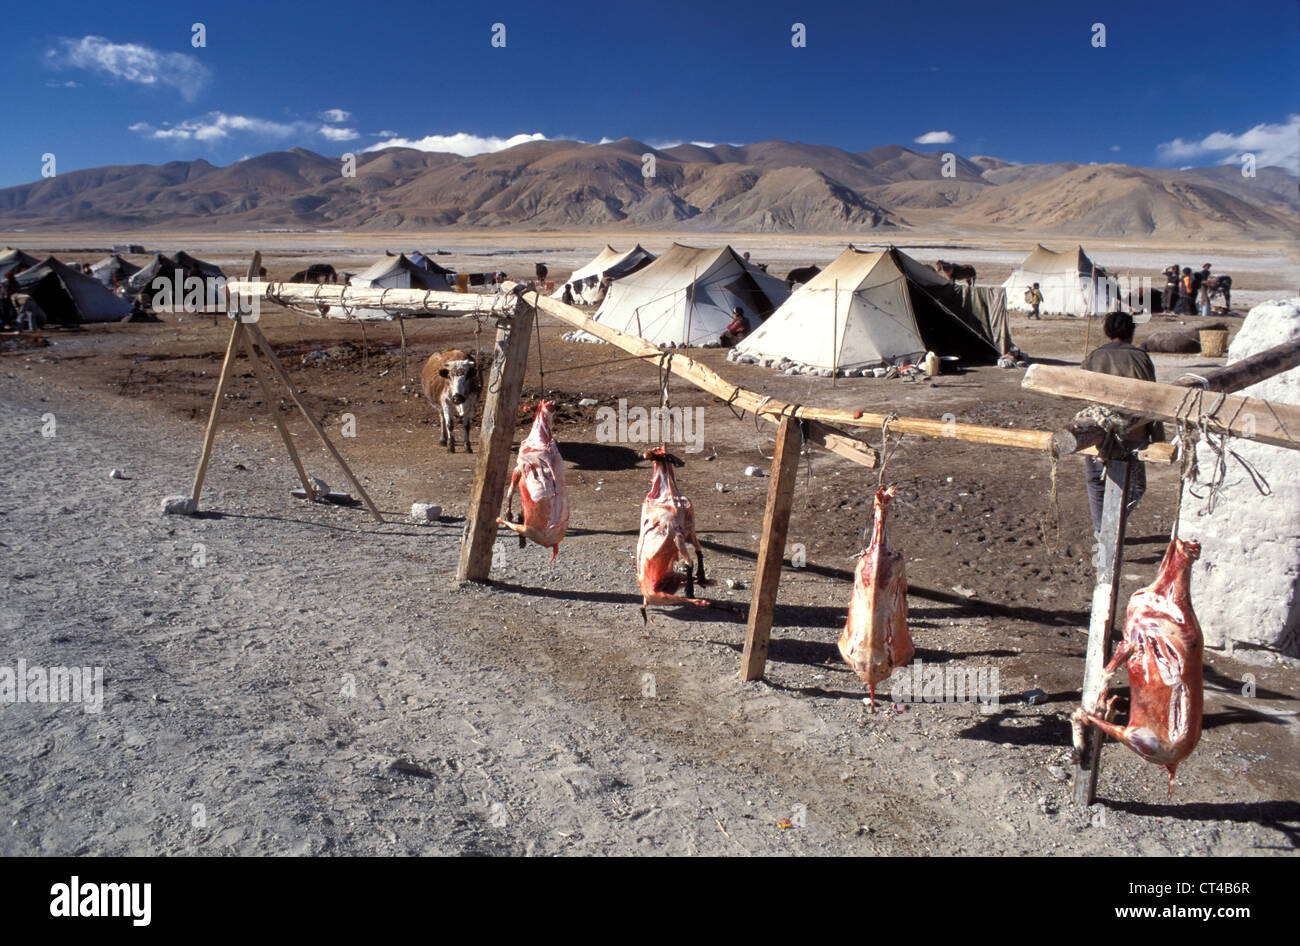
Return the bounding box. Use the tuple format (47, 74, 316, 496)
(1081, 311, 1160, 534)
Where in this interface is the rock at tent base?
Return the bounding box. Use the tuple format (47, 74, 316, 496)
(161, 495, 197, 515)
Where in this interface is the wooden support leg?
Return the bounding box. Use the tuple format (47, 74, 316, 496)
(1073, 457, 1132, 807)
(457, 301, 534, 583)
(243, 322, 384, 523)
(191, 319, 245, 505)
(740, 414, 803, 681)
(240, 330, 315, 501)
(398, 316, 409, 387)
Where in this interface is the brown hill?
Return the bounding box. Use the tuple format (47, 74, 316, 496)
(0, 139, 1293, 238)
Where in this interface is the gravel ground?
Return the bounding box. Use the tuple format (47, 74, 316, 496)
(0, 311, 1296, 856)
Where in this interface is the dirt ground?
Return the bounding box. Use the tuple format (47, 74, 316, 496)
(1, 238, 1297, 856)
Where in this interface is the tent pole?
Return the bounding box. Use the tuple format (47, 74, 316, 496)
(398, 315, 409, 388)
(832, 279, 839, 387)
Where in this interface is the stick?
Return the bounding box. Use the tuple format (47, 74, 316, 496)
(190, 319, 244, 504)
(1073, 458, 1132, 806)
(244, 322, 383, 522)
(740, 414, 803, 681)
(457, 298, 535, 582)
(241, 330, 315, 500)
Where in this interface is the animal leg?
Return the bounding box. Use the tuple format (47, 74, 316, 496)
(692, 539, 706, 585)
(437, 405, 448, 446)
(463, 415, 473, 454)
(441, 404, 455, 452)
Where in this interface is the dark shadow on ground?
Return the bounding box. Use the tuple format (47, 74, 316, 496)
(558, 441, 643, 471)
(1101, 798, 1300, 847)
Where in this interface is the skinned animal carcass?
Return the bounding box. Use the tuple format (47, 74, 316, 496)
(1072, 538, 1204, 796)
(635, 447, 708, 623)
(839, 485, 914, 708)
(497, 399, 569, 559)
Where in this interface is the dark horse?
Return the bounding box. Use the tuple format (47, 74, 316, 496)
(785, 264, 821, 288)
(934, 260, 976, 286)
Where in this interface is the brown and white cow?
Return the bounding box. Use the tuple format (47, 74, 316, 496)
(421, 349, 479, 453)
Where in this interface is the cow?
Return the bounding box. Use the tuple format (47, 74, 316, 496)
(786, 264, 821, 289)
(421, 349, 479, 453)
(934, 260, 976, 286)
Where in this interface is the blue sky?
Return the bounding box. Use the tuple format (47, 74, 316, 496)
(3, 0, 1297, 187)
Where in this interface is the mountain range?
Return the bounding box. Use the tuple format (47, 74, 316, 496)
(0, 138, 1295, 239)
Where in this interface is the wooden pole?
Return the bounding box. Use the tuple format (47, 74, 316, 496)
(240, 329, 316, 501)
(1024, 365, 1300, 451)
(456, 299, 535, 583)
(398, 316, 409, 387)
(740, 414, 803, 681)
(1073, 458, 1132, 806)
(244, 322, 384, 523)
(190, 319, 244, 505)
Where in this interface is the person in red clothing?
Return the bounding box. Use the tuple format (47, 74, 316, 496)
(719, 306, 751, 347)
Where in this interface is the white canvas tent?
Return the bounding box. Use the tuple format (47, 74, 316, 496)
(1002, 244, 1122, 317)
(731, 246, 1006, 372)
(577, 243, 790, 347)
(552, 244, 655, 304)
(335, 253, 455, 319)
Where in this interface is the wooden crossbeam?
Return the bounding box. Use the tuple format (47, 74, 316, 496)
(522, 286, 1066, 453)
(1024, 365, 1300, 451)
(228, 279, 518, 319)
(1050, 337, 1300, 457)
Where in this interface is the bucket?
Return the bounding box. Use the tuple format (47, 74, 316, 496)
(1199, 329, 1229, 357)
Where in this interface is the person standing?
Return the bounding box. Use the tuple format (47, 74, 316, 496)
(1026, 282, 1044, 319)
(1197, 263, 1213, 316)
(1080, 312, 1161, 535)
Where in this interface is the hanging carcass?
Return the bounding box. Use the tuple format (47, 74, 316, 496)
(636, 447, 709, 623)
(1071, 538, 1203, 796)
(497, 399, 570, 559)
(839, 485, 914, 709)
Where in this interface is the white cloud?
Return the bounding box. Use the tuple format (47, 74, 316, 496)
(319, 125, 359, 142)
(374, 129, 397, 138)
(46, 36, 210, 101)
(130, 112, 314, 142)
(914, 130, 955, 145)
(1110, 145, 1121, 152)
(1157, 114, 1299, 172)
(130, 112, 367, 146)
(319, 108, 351, 123)
(365, 131, 548, 156)
(45, 79, 80, 88)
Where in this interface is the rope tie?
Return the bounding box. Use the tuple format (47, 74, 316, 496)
(1039, 444, 1061, 552)
(876, 412, 902, 488)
